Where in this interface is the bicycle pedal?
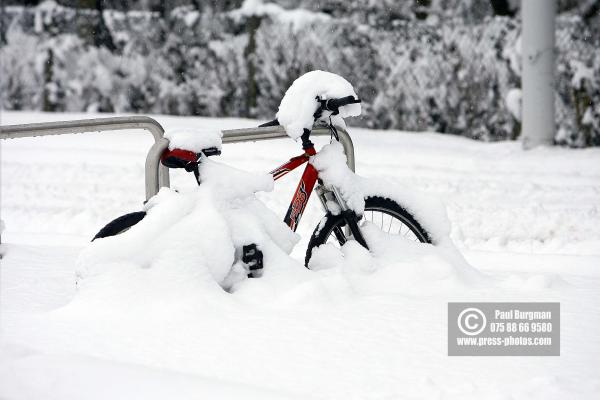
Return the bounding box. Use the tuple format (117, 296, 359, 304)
(242, 244, 263, 278)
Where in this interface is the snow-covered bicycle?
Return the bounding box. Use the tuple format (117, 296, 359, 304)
(93, 72, 432, 275)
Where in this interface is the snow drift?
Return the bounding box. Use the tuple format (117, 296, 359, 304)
(164, 127, 223, 152)
(77, 158, 301, 295)
(4, 111, 598, 400)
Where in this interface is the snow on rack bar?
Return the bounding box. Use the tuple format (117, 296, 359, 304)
(164, 127, 223, 152)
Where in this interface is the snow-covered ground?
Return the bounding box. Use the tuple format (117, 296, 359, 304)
(1, 111, 599, 399)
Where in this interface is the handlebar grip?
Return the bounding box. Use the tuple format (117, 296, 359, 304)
(258, 118, 280, 127)
(325, 96, 361, 112)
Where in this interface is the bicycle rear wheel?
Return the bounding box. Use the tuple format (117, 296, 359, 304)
(92, 211, 146, 241)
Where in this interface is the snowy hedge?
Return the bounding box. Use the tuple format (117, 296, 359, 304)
(1, 1, 599, 146)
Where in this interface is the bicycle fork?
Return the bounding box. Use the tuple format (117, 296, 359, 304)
(315, 184, 369, 250)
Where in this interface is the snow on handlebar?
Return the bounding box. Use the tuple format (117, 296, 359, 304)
(321, 96, 362, 115)
(259, 96, 362, 129)
(276, 71, 362, 139)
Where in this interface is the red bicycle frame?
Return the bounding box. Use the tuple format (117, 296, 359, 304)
(269, 145, 318, 232)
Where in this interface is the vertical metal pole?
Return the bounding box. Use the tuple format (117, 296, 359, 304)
(0, 132, 2, 253)
(522, 0, 556, 149)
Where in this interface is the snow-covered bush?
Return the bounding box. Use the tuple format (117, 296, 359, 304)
(1, 1, 599, 146)
(0, 29, 44, 110)
(554, 16, 600, 147)
(373, 17, 521, 140)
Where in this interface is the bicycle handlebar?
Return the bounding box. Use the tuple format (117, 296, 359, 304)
(321, 96, 361, 114)
(258, 96, 361, 131)
(258, 118, 280, 127)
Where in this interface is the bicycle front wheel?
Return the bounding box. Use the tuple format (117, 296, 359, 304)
(305, 196, 432, 267)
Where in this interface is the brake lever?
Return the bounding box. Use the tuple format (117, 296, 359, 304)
(328, 116, 340, 142)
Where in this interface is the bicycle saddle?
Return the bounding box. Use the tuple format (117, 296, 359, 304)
(161, 147, 221, 169)
(162, 127, 223, 169)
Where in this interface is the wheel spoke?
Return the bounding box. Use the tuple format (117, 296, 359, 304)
(307, 198, 430, 268)
(363, 208, 425, 244)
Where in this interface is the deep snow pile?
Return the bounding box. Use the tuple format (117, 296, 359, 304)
(2, 111, 600, 399)
(78, 158, 299, 294)
(6, 141, 502, 399)
(1, 138, 507, 399)
(276, 71, 361, 139)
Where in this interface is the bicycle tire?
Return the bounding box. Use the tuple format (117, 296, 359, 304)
(92, 211, 147, 241)
(305, 196, 432, 267)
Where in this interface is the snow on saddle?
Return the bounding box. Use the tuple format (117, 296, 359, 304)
(161, 127, 223, 169)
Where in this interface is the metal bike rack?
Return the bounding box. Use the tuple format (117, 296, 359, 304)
(221, 124, 355, 171)
(0, 116, 170, 201)
(0, 116, 355, 247)
(0, 116, 355, 248)
(0, 116, 355, 199)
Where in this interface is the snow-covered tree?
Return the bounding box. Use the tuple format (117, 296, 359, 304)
(1, 0, 599, 146)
